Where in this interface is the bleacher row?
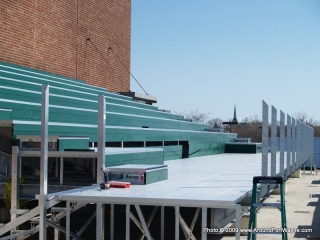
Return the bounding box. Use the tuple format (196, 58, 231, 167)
(0, 61, 236, 163)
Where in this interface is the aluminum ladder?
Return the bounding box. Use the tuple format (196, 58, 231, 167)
(247, 176, 288, 240)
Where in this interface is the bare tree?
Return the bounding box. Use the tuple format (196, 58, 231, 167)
(232, 115, 262, 142)
(175, 108, 210, 123)
(207, 118, 223, 128)
(293, 111, 320, 137)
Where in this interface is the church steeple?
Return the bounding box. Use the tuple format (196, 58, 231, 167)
(232, 105, 238, 123)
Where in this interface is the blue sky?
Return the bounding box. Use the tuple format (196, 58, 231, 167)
(130, 1, 320, 122)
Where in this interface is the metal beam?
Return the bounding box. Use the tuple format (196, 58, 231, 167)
(271, 106, 277, 176)
(179, 214, 196, 240)
(262, 100, 269, 177)
(110, 204, 114, 240)
(54, 220, 60, 240)
(1, 226, 39, 240)
(292, 118, 296, 172)
(66, 201, 70, 240)
(40, 84, 49, 240)
(175, 206, 179, 240)
(47, 221, 85, 240)
(161, 206, 164, 240)
(96, 203, 104, 240)
(55, 158, 59, 178)
(97, 95, 106, 184)
(139, 206, 158, 240)
(201, 207, 207, 240)
(286, 115, 292, 177)
(261, 101, 269, 196)
(235, 204, 241, 240)
(19, 150, 98, 158)
(0, 206, 40, 236)
(126, 205, 130, 240)
(11, 146, 20, 221)
(189, 208, 200, 234)
(72, 211, 96, 240)
(280, 111, 285, 178)
(60, 157, 63, 185)
(135, 205, 152, 240)
(130, 212, 145, 234)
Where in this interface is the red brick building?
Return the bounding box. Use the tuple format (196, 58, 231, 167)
(0, 0, 131, 92)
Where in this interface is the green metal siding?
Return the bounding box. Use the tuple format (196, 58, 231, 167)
(105, 150, 164, 166)
(145, 168, 168, 184)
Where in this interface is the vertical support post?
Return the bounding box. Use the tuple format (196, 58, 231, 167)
(161, 206, 164, 240)
(18, 141, 22, 178)
(295, 120, 302, 168)
(54, 220, 60, 240)
(92, 158, 96, 179)
(261, 101, 269, 196)
(97, 95, 106, 184)
(280, 111, 285, 178)
(292, 118, 296, 172)
(59, 157, 63, 185)
(271, 106, 277, 176)
(55, 158, 59, 178)
(201, 207, 207, 240)
(66, 201, 70, 240)
(175, 206, 179, 240)
(110, 204, 114, 240)
(102, 204, 105, 239)
(310, 127, 315, 174)
(286, 115, 292, 177)
(11, 146, 20, 221)
(262, 101, 269, 177)
(40, 84, 49, 240)
(126, 204, 130, 240)
(96, 203, 104, 240)
(310, 125, 313, 174)
(235, 205, 241, 240)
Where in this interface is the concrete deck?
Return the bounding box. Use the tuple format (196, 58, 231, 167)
(216, 171, 320, 240)
(53, 153, 274, 206)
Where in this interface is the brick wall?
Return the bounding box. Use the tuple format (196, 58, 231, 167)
(0, 0, 131, 92)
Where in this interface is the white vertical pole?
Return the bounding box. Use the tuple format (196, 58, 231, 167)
(286, 115, 292, 177)
(110, 204, 114, 240)
(96, 203, 104, 239)
(262, 101, 269, 177)
(40, 84, 49, 240)
(280, 111, 285, 178)
(97, 95, 106, 184)
(11, 146, 20, 221)
(292, 118, 296, 172)
(271, 106, 277, 176)
(55, 158, 58, 178)
(295, 121, 302, 168)
(161, 206, 165, 240)
(54, 220, 60, 240)
(235, 205, 241, 240)
(261, 101, 269, 196)
(59, 157, 63, 185)
(126, 204, 130, 240)
(175, 206, 179, 240)
(66, 201, 70, 239)
(92, 158, 96, 179)
(201, 207, 207, 240)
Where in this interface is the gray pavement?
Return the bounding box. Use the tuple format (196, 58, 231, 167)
(209, 170, 320, 240)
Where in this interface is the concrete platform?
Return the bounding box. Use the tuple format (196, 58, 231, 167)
(53, 153, 273, 205)
(215, 171, 320, 240)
